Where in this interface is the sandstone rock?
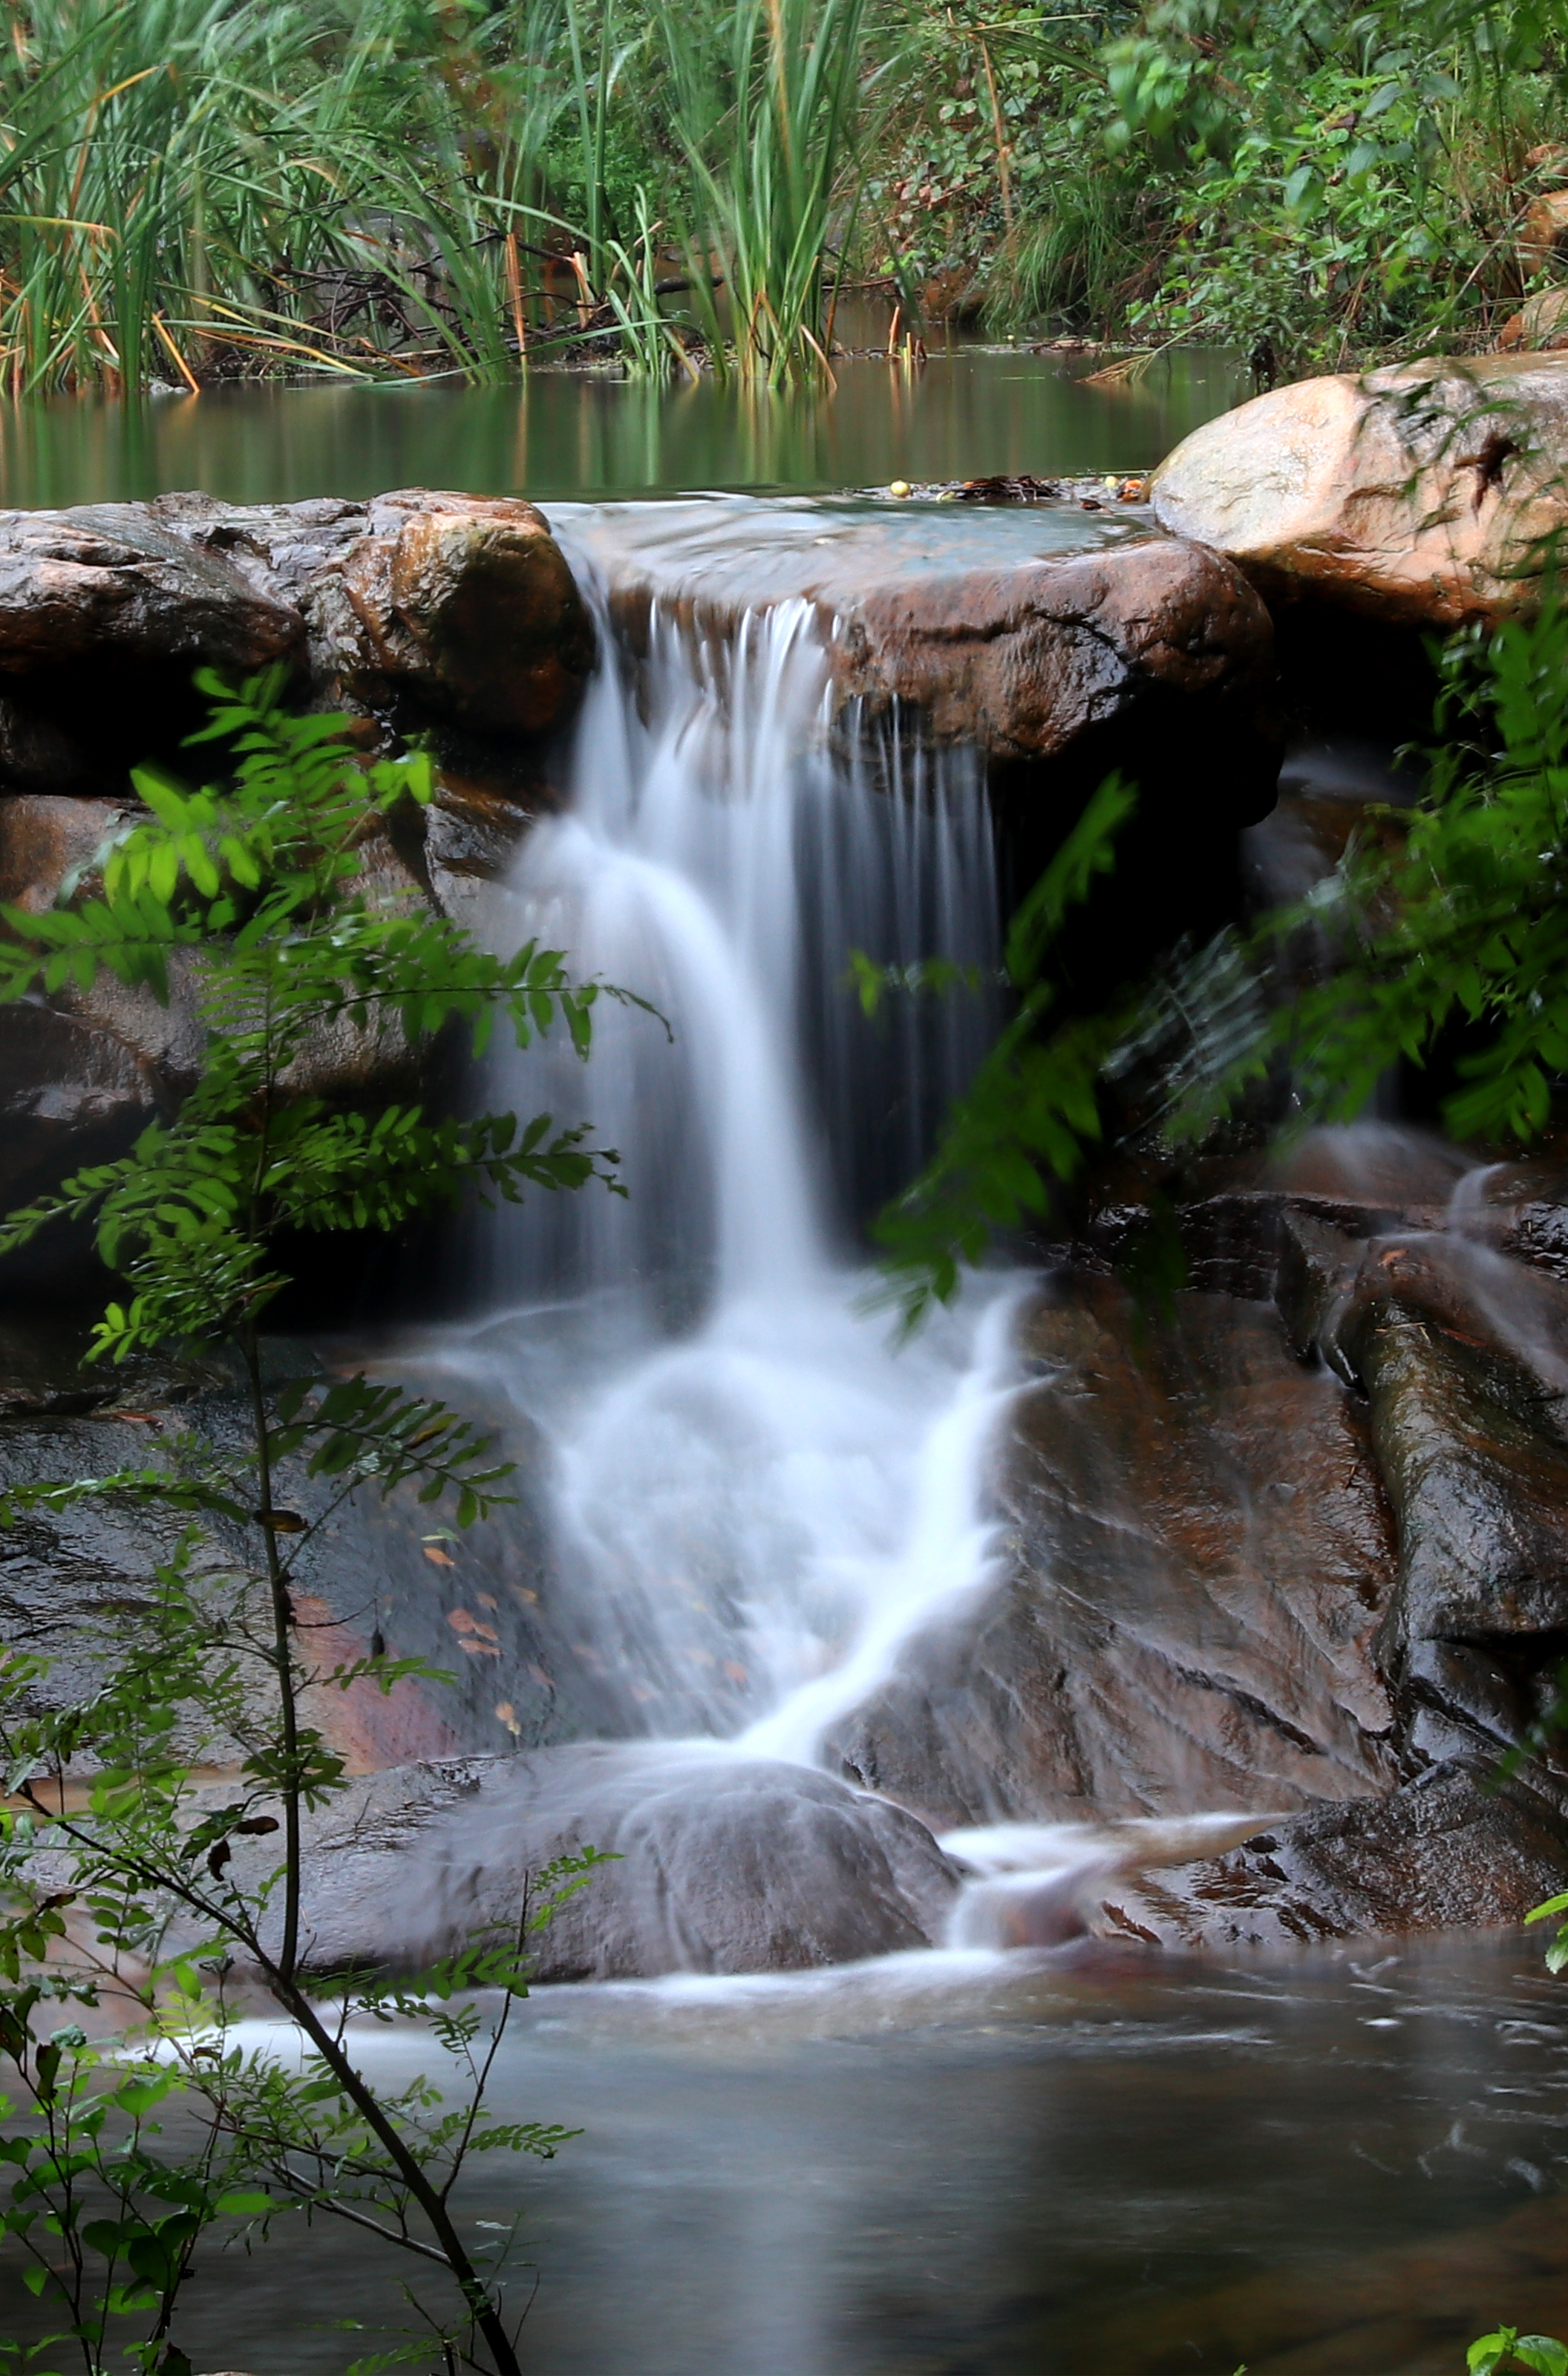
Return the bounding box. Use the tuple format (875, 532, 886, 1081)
(1152, 355, 1568, 624)
(826, 1277, 1399, 1830)
(582, 497, 1278, 804)
(1355, 1291, 1568, 1648)
(0, 491, 592, 803)
(833, 534, 1277, 774)
(1520, 192, 1568, 269)
(313, 491, 594, 739)
(163, 486, 592, 746)
(1266, 1120, 1470, 1213)
(1499, 285, 1568, 351)
(267, 1743, 961, 1981)
(1444, 1152, 1568, 1280)
(1085, 1759, 1568, 1948)
(1269, 1214, 1568, 1774)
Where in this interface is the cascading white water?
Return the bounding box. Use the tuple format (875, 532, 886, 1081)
(468, 507, 1022, 1763)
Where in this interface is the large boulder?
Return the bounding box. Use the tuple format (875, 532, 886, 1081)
(572, 496, 1280, 815)
(0, 503, 301, 674)
(0, 489, 592, 799)
(1152, 354, 1568, 624)
(258, 1743, 963, 1982)
(318, 492, 594, 739)
(831, 535, 1276, 771)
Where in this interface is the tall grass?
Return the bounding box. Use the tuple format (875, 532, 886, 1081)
(661, 0, 874, 386)
(0, 0, 339, 392)
(0, 0, 1558, 396)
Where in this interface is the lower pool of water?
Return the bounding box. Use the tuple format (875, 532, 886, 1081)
(5, 1932, 1567, 2374)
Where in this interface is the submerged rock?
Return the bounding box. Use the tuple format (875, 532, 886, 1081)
(272, 1743, 962, 1981)
(1152, 354, 1568, 624)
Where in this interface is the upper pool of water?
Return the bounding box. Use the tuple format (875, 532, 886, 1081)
(0, 346, 1248, 508)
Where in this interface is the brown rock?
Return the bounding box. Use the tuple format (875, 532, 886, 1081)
(1499, 285, 1568, 351)
(0, 794, 124, 912)
(1085, 1760, 1568, 1948)
(826, 1277, 1398, 1829)
(0, 491, 592, 794)
(594, 503, 1278, 798)
(1520, 191, 1568, 268)
(1152, 355, 1568, 624)
(1354, 1288, 1568, 1648)
(834, 535, 1277, 767)
(317, 489, 594, 739)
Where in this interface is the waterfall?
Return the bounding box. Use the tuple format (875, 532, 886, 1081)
(465, 505, 1022, 1764)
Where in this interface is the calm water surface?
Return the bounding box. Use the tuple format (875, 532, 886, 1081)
(0, 346, 1247, 507)
(4, 1933, 1567, 2374)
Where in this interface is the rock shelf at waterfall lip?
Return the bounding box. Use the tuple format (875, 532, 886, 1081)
(544, 489, 1160, 615)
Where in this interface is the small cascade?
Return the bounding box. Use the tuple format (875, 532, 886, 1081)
(466, 506, 1020, 1760)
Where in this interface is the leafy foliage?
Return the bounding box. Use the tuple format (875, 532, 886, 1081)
(1524, 1887, 1568, 1972)
(873, 0, 1565, 365)
(0, 672, 621, 2376)
(4, 0, 1561, 391)
(1168, 590, 1568, 1155)
(1469, 2328, 1568, 2376)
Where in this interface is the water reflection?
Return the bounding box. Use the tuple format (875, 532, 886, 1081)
(0, 347, 1248, 508)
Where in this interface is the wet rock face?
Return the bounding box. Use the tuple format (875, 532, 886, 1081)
(832, 535, 1278, 781)
(325, 493, 594, 739)
(827, 1276, 1399, 1831)
(1152, 355, 1568, 625)
(270, 1744, 962, 1982)
(826, 1135, 1568, 1949)
(0, 488, 591, 798)
(601, 503, 1281, 821)
(1085, 1763, 1568, 1951)
(0, 504, 303, 675)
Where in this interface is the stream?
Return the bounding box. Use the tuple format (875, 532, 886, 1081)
(3, 350, 1567, 2374)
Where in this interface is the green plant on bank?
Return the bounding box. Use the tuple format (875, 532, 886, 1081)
(1469, 2335, 1568, 2376)
(876, 0, 1568, 365)
(0, 669, 629, 2375)
(3, 0, 1568, 389)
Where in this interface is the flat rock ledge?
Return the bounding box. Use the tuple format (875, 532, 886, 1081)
(586, 500, 1281, 815)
